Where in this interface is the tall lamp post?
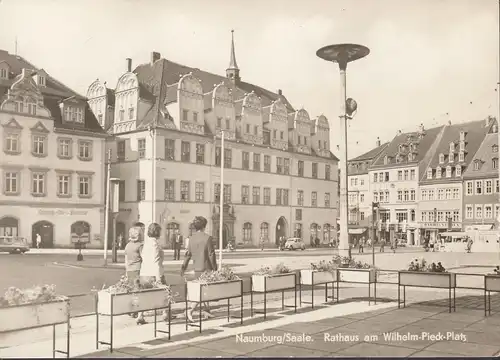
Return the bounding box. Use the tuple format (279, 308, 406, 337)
(317, 44, 370, 258)
(218, 130, 225, 270)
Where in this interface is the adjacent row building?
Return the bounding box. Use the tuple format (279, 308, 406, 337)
(347, 117, 498, 245)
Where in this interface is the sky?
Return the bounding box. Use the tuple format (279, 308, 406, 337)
(0, 0, 498, 159)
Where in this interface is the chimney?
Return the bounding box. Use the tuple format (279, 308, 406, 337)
(151, 52, 161, 65)
(277, 89, 282, 96)
(376, 137, 381, 147)
(397, 130, 402, 135)
(126, 58, 132, 72)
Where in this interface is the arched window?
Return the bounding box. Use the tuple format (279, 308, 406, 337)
(260, 222, 269, 241)
(323, 224, 331, 243)
(71, 221, 91, 243)
(0, 217, 19, 242)
(243, 222, 252, 242)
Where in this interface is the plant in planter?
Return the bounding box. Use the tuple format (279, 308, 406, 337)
(252, 263, 296, 292)
(300, 260, 338, 291)
(186, 266, 242, 302)
(400, 258, 455, 290)
(407, 258, 446, 273)
(0, 285, 69, 333)
(335, 257, 378, 283)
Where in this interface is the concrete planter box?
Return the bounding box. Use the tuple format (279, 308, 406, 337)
(399, 271, 456, 288)
(252, 273, 296, 292)
(485, 275, 500, 292)
(0, 298, 69, 332)
(98, 288, 172, 316)
(186, 280, 242, 302)
(338, 268, 377, 283)
(300, 269, 338, 285)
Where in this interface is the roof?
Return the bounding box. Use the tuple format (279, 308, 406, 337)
(463, 131, 499, 179)
(133, 57, 295, 116)
(421, 119, 494, 183)
(370, 125, 444, 169)
(0, 49, 105, 135)
(350, 142, 389, 162)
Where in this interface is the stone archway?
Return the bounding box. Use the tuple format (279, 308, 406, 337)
(32, 221, 54, 248)
(275, 217, 288, 245)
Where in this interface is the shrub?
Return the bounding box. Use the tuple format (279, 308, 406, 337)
(195, 265, 240, 284)
(253, 262, 292, 276)
(0, 285, 63, 307)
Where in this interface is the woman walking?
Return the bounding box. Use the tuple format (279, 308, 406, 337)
(124, 227, 144, 324)
(181, 216, 217, 322)
(140, 222, 170, 323)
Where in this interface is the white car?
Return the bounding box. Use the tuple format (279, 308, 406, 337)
(284, 238, 306, 251)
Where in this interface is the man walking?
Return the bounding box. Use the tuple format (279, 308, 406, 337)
(358, 236, 364, 253)
(174, 230, 183, 260)
(36, 233, 41, 249)
(380, 237, 385, 252)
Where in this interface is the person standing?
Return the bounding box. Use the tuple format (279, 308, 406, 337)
(174, 230, 183, 260)
(140, 223, 169, 323)
(181, 216, 217, 322)
(124, 227, 143, 323)
(380, 237, 385, 252)
(260, 235, 265, 251)
(36, 233, 42, 249)
(430, 237, 435, 252)
(358, 237, 364, 253)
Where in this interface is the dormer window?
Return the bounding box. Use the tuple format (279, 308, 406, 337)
(408, 153, 413, 161)
(38, 75, 46, 87)
(446, 166, 452, 178)
(384, 155, 388, 165)
(436, 167, 442, 179)
(449, 153, 454, 163)
(449, 142, 455, 152)
(459, 151, 464, 162)
(396, 155, 402, 163)
(493, 145, 498, 153)
(473, 161, 481, 171)
(409, 143, 414, 152)
(427, 168, 432, 179)
(456, 166, 462, 177)
(398, 144, 404, 153)
(459, 141, 465, 151)
(460, 131, 466, 141)
(64, 106, 84, 123)
(439, 153, 445, 164)
(493, 158, 498, 170)
(0, 68, 7, 79)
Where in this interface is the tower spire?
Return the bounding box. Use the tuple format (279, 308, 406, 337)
(226, 30, 240, 83)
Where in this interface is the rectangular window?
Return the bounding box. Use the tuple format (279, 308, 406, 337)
(214, 183, 220, 202)
(196, 143, 205, 164)
(180, 181, 190, 201)
(254, 125, 258, 135)
(312, 163, 318, 178)
(215, 147, 221, 166)
(31, 172, 45, 196)
(437, 189, 444, 200)
(404, 170, 409, 180)
(263, 187, 271, 205)
(325, 193, 330, 207)
(273, 129, 277, 139)
(445, 188, 451, 199)
(475, 205, 483, 219)
(421, 189, 427, 201)
(225, 119, 230, 129)
(181, 141, 190, 162)
(4, 172, 19, 194)
(276, 157, 283, 173)
(485, 180, 493, 194)
(117, 140, 125, 161)
(374, 192, 378, 202)
(453, 188, 460, 199)
(284, 158, 290, 175)
(242, 152, 250, 170)
(57, 174, 71, 196)
(373, 173, 378, 183)
(4, 133, 20, 154)
(398, 171, 403, 180)
(165, 139, 175, 160)
(496, 179, 499, 193)
(428, 189, 434, 200)
(475, 180, 483, 195)
(311, 191, 317, 207)
(385, 172, 389, 182)
(224, 149, 232, 168)
(264, 155, 271, 172)
(297, 190, 304, 206)
(404, 190, 409, 201)
(78, 141, 92, 160)
(252, 186, 260, 204)
(223, 184, 231, 204)
(466, 181, 473, 195)
(58, 138, 71, 158)
(137, 138, 146, 159)
(241, 185, 249, 204)
(246, 124, 250, 133)
(119, 109, 124, 121)
(129, 107, 134, 119)
(410, 190, 416, 201)
(485, 205, 493, 219)
(410, 169, 416, 180)
(495, 205, 500, 220)
(276, 189, 282, 205)
(325, 165, 331, 180)
(119, 180, 125, 201)
(217, 117, 222, 128)
(283, 189, 289, 206)
(298, 161, 304, 177)
(137, 180, 145, 201)
(164, 180, 175, 201)
(78, 175, 91, 197)
(193, 112, 198, 123)
(253, 153, 261, 171)
(195, 182, 204, 202)
(32, 135, 46, 156)
(466, 205, 473, 219)
(296, 209, 302, 221)
(182, 109, 188, 121)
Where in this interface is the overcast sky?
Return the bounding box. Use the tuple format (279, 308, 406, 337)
(0, 0, 498, 159)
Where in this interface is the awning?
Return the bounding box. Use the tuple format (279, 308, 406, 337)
(348, 228, 367, 235)
(465, 225, 494, 231)
(441, 232, 467, 237)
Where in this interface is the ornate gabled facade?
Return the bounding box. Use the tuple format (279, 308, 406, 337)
(418, 118, 495, 242)
(93, 32, 338, 248)
(0, 49, 107, 248)
(462, 119, 499, 231)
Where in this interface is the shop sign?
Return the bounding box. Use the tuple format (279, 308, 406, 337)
(38, 209, 88, 216)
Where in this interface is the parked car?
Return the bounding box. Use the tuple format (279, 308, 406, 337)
(284, 238, 306, 251)
(0, 237, 30, 254)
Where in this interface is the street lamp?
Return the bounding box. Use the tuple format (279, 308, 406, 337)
(317, 44, 370, 258)
(371, 202, 379, 267)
